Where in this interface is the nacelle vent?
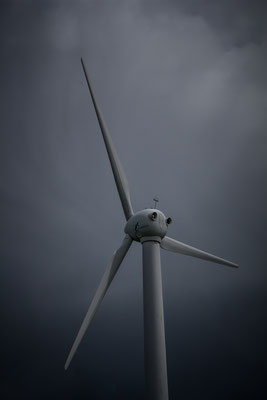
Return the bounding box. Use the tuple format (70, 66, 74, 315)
(150, 212, 158, 221)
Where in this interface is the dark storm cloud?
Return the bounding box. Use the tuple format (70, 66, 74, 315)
(0, 0, 266, 399)
(140, 0, 267, 45)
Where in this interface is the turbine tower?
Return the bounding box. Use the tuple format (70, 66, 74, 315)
(65, 58, 238, 400)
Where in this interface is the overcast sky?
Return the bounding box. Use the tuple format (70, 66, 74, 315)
(0, 1, 266, 399)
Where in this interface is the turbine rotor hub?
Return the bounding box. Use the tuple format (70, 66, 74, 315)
(124, 209, 172, 242)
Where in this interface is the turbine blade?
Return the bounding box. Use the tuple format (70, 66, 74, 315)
(64, 234, 133, 370)
(81, 58, 133, 220)
(161, 236, 238, 268)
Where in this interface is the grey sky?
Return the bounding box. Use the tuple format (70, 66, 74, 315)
(0, 1, 266, 399)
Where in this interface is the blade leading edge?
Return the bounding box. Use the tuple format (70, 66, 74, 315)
(64, 234, 133, 370)
(161, 236, 238, 268)
(81, 58, 133, 220)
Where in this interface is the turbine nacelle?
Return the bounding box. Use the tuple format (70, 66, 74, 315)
(124, 209, 172, 242)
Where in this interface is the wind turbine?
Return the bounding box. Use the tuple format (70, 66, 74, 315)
(65, 58, 238, 400)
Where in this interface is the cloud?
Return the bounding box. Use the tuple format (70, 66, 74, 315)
(0, 1, 266, 398)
